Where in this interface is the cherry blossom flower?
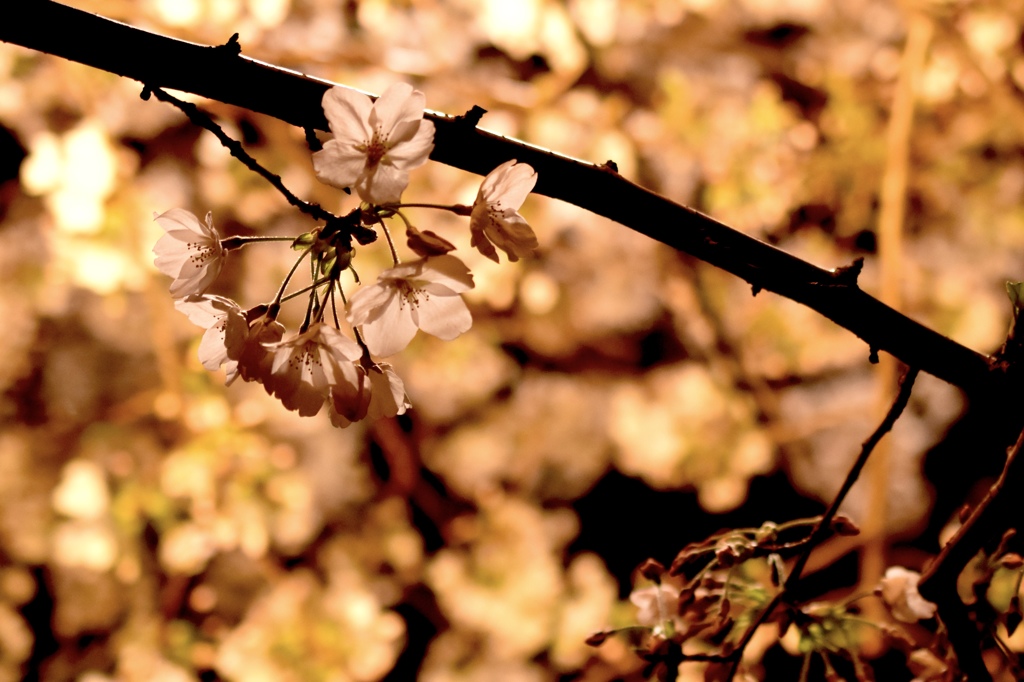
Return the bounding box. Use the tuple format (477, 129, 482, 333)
(327, 362, 371, 428)
(234, 316, 285, 385)
(174, 295, 248, 382)
(327, 362, 412, 428)
(469, 160, 538, 263)
(153, 208, 225, 297)
(347, 255, 474, 358)
(325, 360, 409, 425)
(630, 584, 680, 627)
(366, 363, 412, 420)
(312, 83, 435, 205)
(265, 324, 364, 417)
(175, 296, 283, 385)
(879, 566, 937, 623)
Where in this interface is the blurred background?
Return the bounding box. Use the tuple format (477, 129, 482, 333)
(2, 0, 1024, 679)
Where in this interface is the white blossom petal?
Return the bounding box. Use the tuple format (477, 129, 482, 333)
(265, 324, 366, 417)
(174, 294, 247, 379)
(410, 254, 474, 293)
(319, 324, 364, 362)
(266, 326, 328, 416)
(358, 291, 420, 358)
(312, 83, 435, 205)
(357, 163, 410, 206)
(312, 139, 370, 191)
(369, 83, 422, 135)
(880, 567, 937, 623)
(469, 161, 538, 263)
(412, 293, 471, 341)
(327, 363, 371, 428)
(153, 209, 224, 298)
(347, 256, 475, 357)
(236, 317, 284, 385)
(367, 363, 411, 420)
(386, 120, 435, 169)
(483, 159, 537, 209)
(322, 86, 373, 141)
(174, 294, 235, 328)
(630, 585, 680, 627)
(348, 280, 400, 327)
(470, 226, 499, 262)
(197, 314, 246, 371)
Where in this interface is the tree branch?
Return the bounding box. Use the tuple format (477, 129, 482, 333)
(917, 425, 1024, 681)
(786, 366, 919, 593)
(0, 2, 1005, 395)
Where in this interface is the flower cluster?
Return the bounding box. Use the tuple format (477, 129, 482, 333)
(879, 566, 937, 623)
(152, 83, 539, 426)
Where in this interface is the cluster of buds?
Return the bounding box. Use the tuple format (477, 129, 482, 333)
(153, 83, 538, 426)
(586, 515, 875, 680)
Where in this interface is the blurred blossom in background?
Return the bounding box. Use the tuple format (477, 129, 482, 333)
(0, 0, 1019, 678)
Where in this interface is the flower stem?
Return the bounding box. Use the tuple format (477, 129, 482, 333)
(220, 235, 297, 251)
(379, 218, 400, 265)
(389, 202, 472, 216)
(270, 245, 312, 316)
(329, 284, 341, 328)
(280, 277, 332, 303)
(335, 282, 372, 360)
(393, 209, 415, 232)
(300, 283, 317, 333)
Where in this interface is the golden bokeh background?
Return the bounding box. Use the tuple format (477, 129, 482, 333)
(2, 0, 1023, 679)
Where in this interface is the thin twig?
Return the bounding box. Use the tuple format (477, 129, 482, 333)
(680, 367, 920, 679)
(678, 365, 924, 678)
(786, 366, 920, 590)
(147, 85, 334, 224)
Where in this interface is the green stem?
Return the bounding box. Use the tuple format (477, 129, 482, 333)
(279, 277, 332, 303)
(388, 202, 472, 216)
(393, 210, 415, 232)
(270, 245, 312, 316)
(799, 652, 811, 682)
(336, 282, 371, 359)
(220, 235, 296, 251)
(379, 218, 400, 265)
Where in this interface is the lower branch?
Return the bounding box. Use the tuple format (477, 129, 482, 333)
(645, 366, 921, 679)
(919, 426, 1024, 681)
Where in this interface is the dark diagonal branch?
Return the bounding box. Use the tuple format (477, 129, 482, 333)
(0, 1, 1003, 397)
